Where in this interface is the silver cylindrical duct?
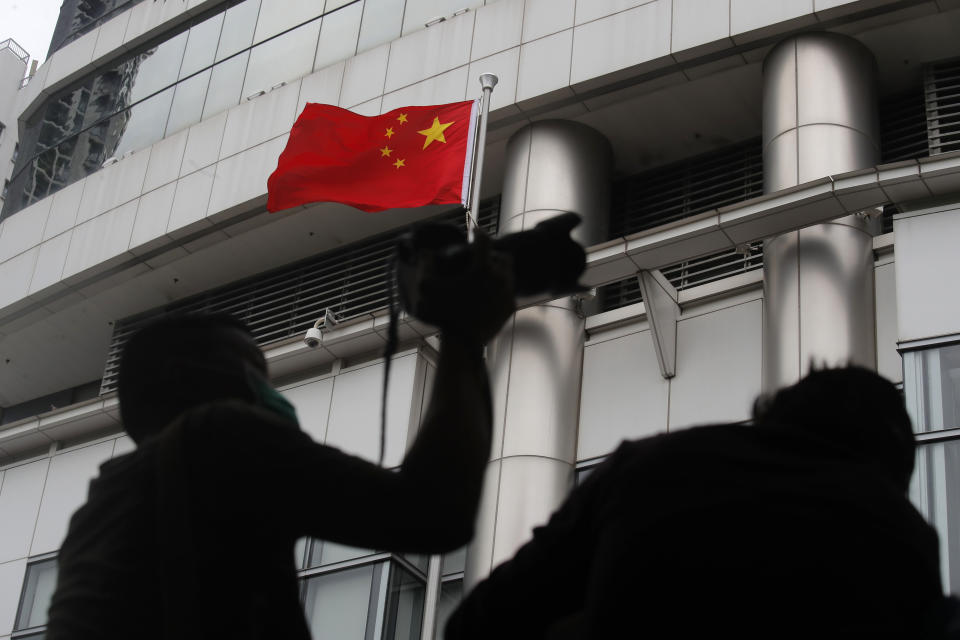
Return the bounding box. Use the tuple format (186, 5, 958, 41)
(465, 120, 611, 589)
(762, 33, 880, 391)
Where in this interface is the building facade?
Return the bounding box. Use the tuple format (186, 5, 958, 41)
(1, 0, 959, 637)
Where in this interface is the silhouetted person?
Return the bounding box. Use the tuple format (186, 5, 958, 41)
(47, 248, 514, 640)
(446, 366, 950, 639)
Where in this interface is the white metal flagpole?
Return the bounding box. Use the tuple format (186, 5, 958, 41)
(466, 73, 498, 243)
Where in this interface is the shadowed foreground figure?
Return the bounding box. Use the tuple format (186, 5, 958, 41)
(447, 366, 953, 639)
(46, 246, 514, 639)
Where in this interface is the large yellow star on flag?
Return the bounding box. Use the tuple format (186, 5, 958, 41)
(418, 116, 453, 150)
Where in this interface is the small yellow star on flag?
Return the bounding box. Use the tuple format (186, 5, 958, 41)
(385, 127, 395, 138)
(394, 158, 405, 169)
(418, 116, 453, 150)
(380, 146, 392, 157)
(397, 113, 408, 124)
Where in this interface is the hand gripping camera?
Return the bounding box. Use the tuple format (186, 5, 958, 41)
(394, 212, 586, 328)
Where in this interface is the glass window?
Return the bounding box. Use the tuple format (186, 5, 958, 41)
(294, 537, 310, 570)
(216, 0, 262, 62)
(309, 540, 374, 567)
(243, 20, 321, 97)
(357, 0, 404, 53)
(179, 12, 226, 79)
(314, 2, 363, 70)
(440, 548, 465, 576)
(384, 564, 425, 640)
(37, 85, 91, 150)
(303, 563, 383, 640)
(433, 579, 462, 640)
(15, 557, 58, 632)
(911, 440, 960, 593)
(203, 52, 250, 119)
(166, 70, 211, 136)
(253, 0, 322, 45)
(904, 343, 960, 432)
(112, 87, 176, 158)
(126, 31, 189, 104)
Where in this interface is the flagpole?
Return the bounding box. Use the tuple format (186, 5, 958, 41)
(467, 73, 498, 243)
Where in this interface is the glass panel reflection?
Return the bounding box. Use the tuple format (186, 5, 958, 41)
(216, 0, 262, 61)
(113, 87, 176, 158)
(912, 439, 960, 593)
(180, 12, 225, 79)
(314, 2, 362, 70)
(126, 31, 189, 103)
(384, 564, 425, 640)
(15, 558, 58, 631)
(243, 20, 321, 97)
(433, 579, 462, 640)
(166, 70, 211, 136)
(203, 52, 249, 119)
(303, 563, 381, 640)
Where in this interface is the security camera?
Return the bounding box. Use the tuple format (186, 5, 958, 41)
(304, 326, 322, 348)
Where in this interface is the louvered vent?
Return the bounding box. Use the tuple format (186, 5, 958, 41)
(610, 138, 763, 237)
(926, 57, 960, 156)
(100, 200, 500, 394)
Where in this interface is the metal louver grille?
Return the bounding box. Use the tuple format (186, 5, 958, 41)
(926, 57, 960, 156)
(610, 138, 763, 237)
(100, 200, 500, 394)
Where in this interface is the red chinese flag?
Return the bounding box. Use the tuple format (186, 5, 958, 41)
(267, 101, 478, 213)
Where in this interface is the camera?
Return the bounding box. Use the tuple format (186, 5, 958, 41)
(303, 327, 322, 348)
(394, 212, 586, 328)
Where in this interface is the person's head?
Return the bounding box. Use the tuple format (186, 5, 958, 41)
(752, 365, 915, 492)
(118, 313, 269, 444)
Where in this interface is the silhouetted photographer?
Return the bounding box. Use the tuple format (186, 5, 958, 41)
(46, 236, 515, 640)
(446, 366, 954, 639)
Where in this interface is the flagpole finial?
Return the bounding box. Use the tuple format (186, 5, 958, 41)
(479, 73, 498, 91)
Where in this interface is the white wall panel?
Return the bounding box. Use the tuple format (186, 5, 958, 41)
(0, 460, 48, 564)
(207, 135, 288, 217)
(109, 149, 152, 210)
(298, 62, 346, 114)
(517, 30, 573, 102)
(0, 200, 50, 263)
(220, 81, 302, 160)
(875, 260, 901, 384)
(123, 0, 189, 46)
(730, 0, 813, 37)
(381, 66, 468, 113)
(74, 162, 118, 226)
(668, 299, 763, 429)
(325, 354, 419, 467)
(895, 206, 960, 342)
(129, 183, 175, 252)
(31, 441, 114, 555)
(181, 113, 227, 177)
(339, 43, 390, 108)
(385, 11, 474, 93)
(522, 0, 575, 42)
(142, 130, 188, 193)
(252, 0, 320, 44)
(578, 328, 669, 460)
(467, 47, 520, 112)
(167, 169, 215, 234)
(45, 30, 97, 89)
(282, 377, 335, 444)
(671, 0, 731, 54)
(61, 201, 138, 279)
(575, 0, 653, 25)
(0, 249, 38, 311)
(471, 0, 523, 61)
(570, 0, 672, 85)
(0, 559, 27, 636)
(28, 233, 71, 295)
(92, 8, 131, 60)
(43, 181, 84, 242)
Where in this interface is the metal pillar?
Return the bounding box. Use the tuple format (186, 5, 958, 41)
(762, 32, 881, 391)
(464, 120, 612, 588)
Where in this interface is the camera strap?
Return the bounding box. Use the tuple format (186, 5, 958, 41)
(379, 252, 400, 467)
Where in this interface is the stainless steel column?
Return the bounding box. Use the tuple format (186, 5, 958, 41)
(762, 32, 880, 391)
(464, 120, 611, 588)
